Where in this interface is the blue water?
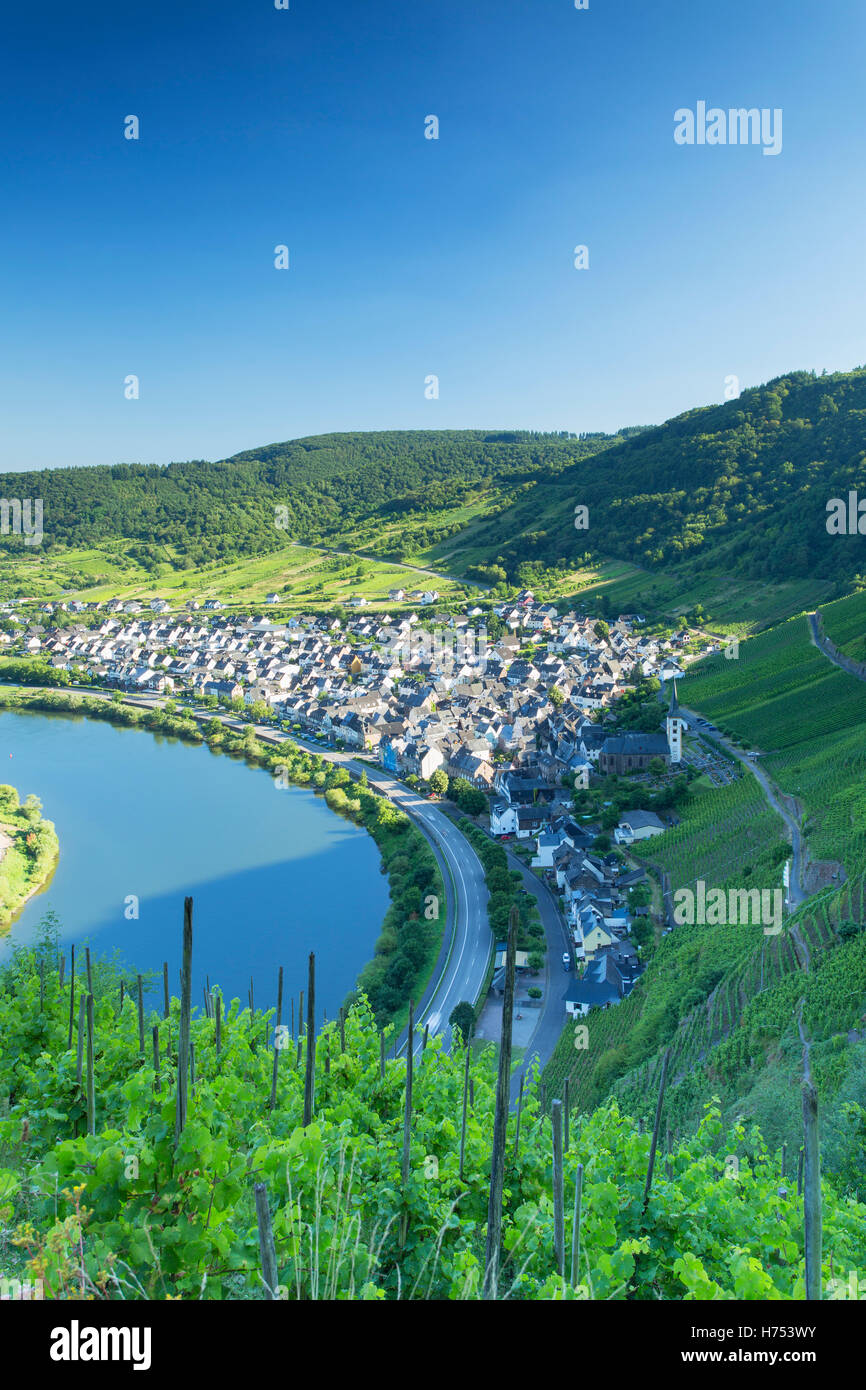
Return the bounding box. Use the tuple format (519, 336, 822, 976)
(0, 710, 388, 1022)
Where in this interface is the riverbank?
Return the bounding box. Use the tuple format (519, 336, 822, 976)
(0, 685, 443, 1025)
(0, 784, 59, 931)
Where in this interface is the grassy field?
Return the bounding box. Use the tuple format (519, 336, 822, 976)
(0, 522, 843, 636)
(0, 542, 474, 613)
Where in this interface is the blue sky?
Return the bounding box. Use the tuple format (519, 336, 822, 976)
(2, 0, 864, 469)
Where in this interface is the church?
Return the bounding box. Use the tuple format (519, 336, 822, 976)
(598, 680, 685, 776)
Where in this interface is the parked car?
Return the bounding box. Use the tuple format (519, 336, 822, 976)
(562, 951, 571, 970)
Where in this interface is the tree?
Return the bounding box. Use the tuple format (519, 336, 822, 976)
(449, 777, 486, 815)
(449, 1000, 476, 1045)
(549, 685, 565, 709)
(528, 951, 544, 974)
(22, 793, 42, 824)
(594, 620, 610, 642)
(429, 769, 449, 797)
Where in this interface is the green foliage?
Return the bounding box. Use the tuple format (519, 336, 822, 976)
(448, 1001, 476, 1045)
(4, 941, 863, 1300)
(448, 777, 487, 816)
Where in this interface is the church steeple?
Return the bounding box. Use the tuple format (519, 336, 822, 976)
(666, 677, 683, 764)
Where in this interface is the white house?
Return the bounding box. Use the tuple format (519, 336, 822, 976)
(614, 810, 666, 845)
(490, 801, 520, 836)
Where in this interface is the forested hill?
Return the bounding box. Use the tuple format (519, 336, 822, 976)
(480, 368, 866, 587)
(1, 368, 865, 589)
(0, 430, 624, 569)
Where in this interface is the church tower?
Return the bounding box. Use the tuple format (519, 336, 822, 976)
(666, 678, 684, 764)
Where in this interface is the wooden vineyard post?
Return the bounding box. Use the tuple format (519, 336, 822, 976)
(483, 908, 517, 1300)
(399, 1000, 414, 1249)
(85, 994, 96, 1137)
(67, 944, 75, 1050)
(379, 1030, 385, 1080)
(175, 897, 193, 1144)
(459, 1035, 471, 1181)
(163, 962, 171, 1059)
(269, 966, 284, 1112)
(152, 1025, 161, 1092)
(215, 994, 222, 1057)
(85, 947, 93, 997)
(137, 974, 145, 1056)
(563, 1078, 570, 1153)
(570, 1163, 585, 1291)
(75, 994, 86, 1090)
(302, 954, 315, 1127)
(254, 1182, 279, 1300)
(552, 1099, 565, 1277)
(642, 1048, 670, 1213)
(513, 1075, 524, 1161)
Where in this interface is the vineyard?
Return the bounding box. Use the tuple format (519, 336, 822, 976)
(818, 588, 866, 664)
(1, 913, 865, 1302)
(631, 774, 788, 895)
(681, 608, 866, 878)
(607, 873, 866, 1192)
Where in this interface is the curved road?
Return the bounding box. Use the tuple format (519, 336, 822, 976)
(180, 711, 493, 1059)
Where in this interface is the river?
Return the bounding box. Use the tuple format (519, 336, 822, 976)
(0, 709, 389, 1021)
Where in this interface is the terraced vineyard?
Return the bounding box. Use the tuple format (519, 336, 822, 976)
(608, 872, 866, 1183)
(632, 774, 787, 894)
(818, 588, 866, 664)
(682, 605, 866, 877)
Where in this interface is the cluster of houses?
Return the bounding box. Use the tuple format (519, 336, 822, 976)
(5, 588, 706, 1018)
(538, 813, 663, 1016)
(7, 591, 695, 789)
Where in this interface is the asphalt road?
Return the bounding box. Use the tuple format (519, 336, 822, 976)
(193, 715, 492, 1059)
(13, 686, 577, 1070)
(505, 850, 572, 1102)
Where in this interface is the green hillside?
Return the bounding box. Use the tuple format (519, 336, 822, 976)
(475, 368, 866, 594)
(681, 591, 866, 879)
(2, 368, 866, 627)
(545, 592, 866, 1179)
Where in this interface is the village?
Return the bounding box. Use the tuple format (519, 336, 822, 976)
(0, 587, 721, 1021)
